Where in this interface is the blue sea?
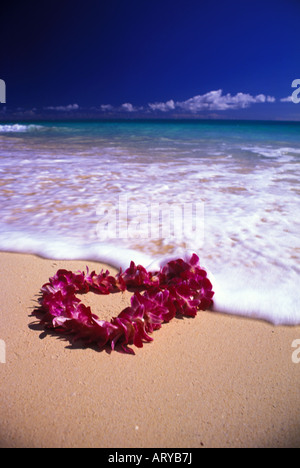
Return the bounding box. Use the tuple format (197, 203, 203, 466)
(0, 120, 299, 324)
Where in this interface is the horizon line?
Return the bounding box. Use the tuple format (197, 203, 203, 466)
(1, 116, 300, 124)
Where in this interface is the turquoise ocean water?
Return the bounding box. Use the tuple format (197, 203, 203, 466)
(0, 120, 299, 324)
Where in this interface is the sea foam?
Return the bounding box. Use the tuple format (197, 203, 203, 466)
(0, 124, 43, 133)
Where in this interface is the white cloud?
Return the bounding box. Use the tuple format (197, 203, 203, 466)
(98, 90, 277, 116)
(45, 103, 79, 111)
(280, 96, 293, 102)
(100, 104, 114, 111)
(148, 99, 175, 112)
(176, 90, 276, 112)
(121, 102, 136, 112)
(148, 90, 276, 113)
(99, 102, 143, 113)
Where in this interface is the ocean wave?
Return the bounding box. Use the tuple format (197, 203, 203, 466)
(212, 267, 300, 326)
(0, 123, 75, 134)
(0, 123, 44, 133)
(241, 145, 300, 161)
(0, 231, 156, 271)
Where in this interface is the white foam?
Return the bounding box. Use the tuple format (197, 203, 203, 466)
(0, 231, 155, 271)
(212, 268, 300, 325)
(241, 145, 300, 161)
(0, 124, 43, 133)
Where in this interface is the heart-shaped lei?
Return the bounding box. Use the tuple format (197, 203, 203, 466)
(37, 253, 214, 354)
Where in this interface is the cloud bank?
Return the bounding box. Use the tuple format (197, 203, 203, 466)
(3, 89, 285, 121)
(280, 96, 293, 102)
(148, 90, 276, 113)
(44, 103, 79, 111)
(97, 90, 276, 116)
(148, 99, 176, 112)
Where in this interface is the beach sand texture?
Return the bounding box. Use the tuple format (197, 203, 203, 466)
(1, 251, 300, 448)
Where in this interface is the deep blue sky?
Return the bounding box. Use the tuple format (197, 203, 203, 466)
(1, 0, 300, 120)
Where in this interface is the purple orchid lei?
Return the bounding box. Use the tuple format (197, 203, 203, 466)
(37, 253, 214, 354)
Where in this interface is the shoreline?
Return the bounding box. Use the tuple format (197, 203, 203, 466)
(1, 251, 300, 448)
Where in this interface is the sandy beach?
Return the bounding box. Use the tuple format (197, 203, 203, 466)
(0, 251, 300, 448)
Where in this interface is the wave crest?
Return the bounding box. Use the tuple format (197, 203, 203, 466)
(0, 124, 44, 133)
